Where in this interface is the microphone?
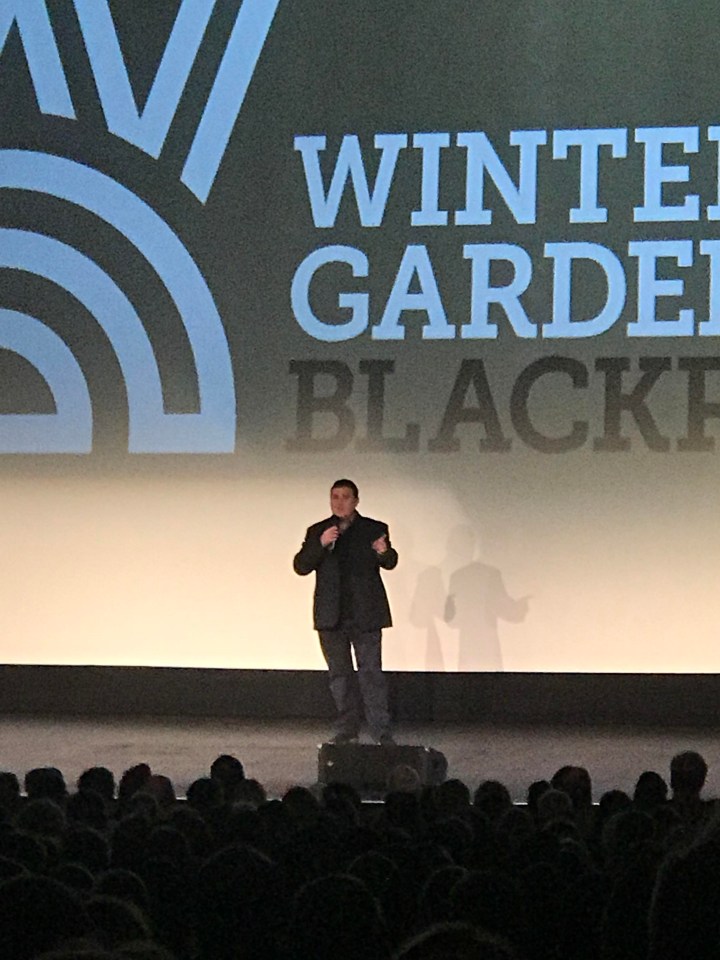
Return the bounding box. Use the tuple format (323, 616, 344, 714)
(328, 517, 348, 551)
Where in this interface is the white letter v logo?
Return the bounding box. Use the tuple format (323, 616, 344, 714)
(75, 0, 216, 160)
(75, 0, 281, 203)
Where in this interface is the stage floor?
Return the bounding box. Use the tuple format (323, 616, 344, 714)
(2, 715, 719, 802)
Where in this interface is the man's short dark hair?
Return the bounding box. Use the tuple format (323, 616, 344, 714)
(670, 751, 708, 794)
(331, 478, 359, 498)
(210, 754, 245, 785)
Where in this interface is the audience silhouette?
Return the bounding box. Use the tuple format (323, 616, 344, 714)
(0, 750, 717, 958)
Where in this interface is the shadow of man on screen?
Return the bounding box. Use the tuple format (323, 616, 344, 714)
(443, 526, 529, 671)
(408, 563, 447, 671)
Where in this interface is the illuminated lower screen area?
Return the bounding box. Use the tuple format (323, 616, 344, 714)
(0, 1, 719, 673)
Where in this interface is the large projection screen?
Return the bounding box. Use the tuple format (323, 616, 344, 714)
(0, 0, 718, 673)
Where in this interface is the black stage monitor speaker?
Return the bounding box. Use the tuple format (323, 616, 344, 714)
(318, 742, 448, 794)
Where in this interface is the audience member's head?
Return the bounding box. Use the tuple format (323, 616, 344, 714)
(289, 873, 390, 960)
(168, 804, 213, 858)
(384, 789, 422, 832)
(66, 790, 108, 831)
(322, 780, 363, 820)
(450, 869, 522, 944)
(117, 765, 152, 812)
(418, 866, 468, 926)
(52, 861, 95, 894)
(0, 772, 21, 817)
(536, 788, 573, 825)
(496, 805, 535, 854)
(232, 777, 267, 808)
(63, 825, 111, 876)
(431, 779, 470, 820)
(77, 767, 115, 804)
(602, 807, 656, 875)
(195, 842, 283, 960)
(113, 945, 177, 960)
(0, 829, 48, 873)
(0, 874, 90, 959)
(634, 770, 669, 811)
(139, 776, 175, 814)
(110, 815, 152, 872)
(145, 824, 190, 869)
(472, 781, 512, 823)
(33, 947, 113, 960)
(599, 788, 632, 819)
(122, 793, 158, 822)
(551, 765, 592, 811)
(349, 849, 399, 893)
(209, 754, 245, 801)
(282, 785, 321, 825)
(649, 835, 720, 960)
(85, 894, 152, 951)
(428, 816, 474, 866)
(395, 920, 518, 959)
(186, 776, 223, 813)
(526, 779, 551, 818)
(670, 751, 708, 799)
(0, 854, 27, 883)
(24, 767, 67, 806)
(386, 764, 422, 795)
(94, 868, 149, 912)
(17, 797, 66, 839)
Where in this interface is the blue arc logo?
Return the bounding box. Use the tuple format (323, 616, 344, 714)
(0, 0, 281, 453)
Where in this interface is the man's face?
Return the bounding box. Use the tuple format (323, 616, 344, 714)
(330, 485, 358, 519)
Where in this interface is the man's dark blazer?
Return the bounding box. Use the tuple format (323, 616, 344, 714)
(293, 512, 398, 631)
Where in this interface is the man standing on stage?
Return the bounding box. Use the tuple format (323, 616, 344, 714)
(293, 479, 398, 745)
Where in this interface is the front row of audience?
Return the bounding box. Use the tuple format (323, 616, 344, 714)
(0, 749, 716, 959)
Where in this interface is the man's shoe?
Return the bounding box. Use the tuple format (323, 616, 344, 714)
(328, 732, 358, 744)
